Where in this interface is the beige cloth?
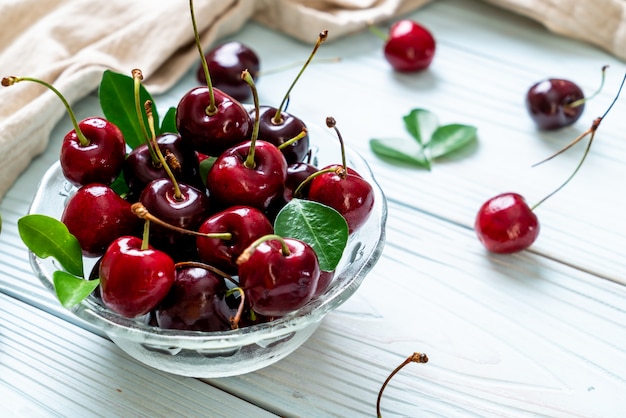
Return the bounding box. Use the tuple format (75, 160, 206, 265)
(0, 0, 625, 203)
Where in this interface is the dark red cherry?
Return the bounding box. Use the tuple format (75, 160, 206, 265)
(197, 41, 260, 102)
(155, 265, 234, 332)
(176, 86, 251, 156)
(237, 236, 320, 317)
(475, 192, 540, 253)
(313, 270, 335, 297)
(99, 236, 175, 318)
(525, 78, 585, 130)
(384, 20, 436, 72)
(196, 206, 274, 275)
(139, 178, 210, 258)
(252, 106, 309, 164)
(123, 132, 202, 197)
(61, 184, 140, 257)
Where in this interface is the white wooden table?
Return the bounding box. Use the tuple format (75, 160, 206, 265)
(1, 0, 625, 416)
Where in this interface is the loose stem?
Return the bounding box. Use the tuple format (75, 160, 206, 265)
(272, 30, 328, 125)
(530, 71, 626, 211)
(132, 202, 232, 240)
(189, 0, 217, 115)
(237, 234, 291, 265)
(145, 100, 183, 200)
(2, 76, 90, 146)
(241, 70, 260, 169)
(376, 352, 429, 418)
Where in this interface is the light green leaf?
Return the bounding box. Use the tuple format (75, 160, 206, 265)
(403, 108, 439, 146)
(53, 271, 100, 308)
(18, 214, 84, 277)
(428, 124, 477, 159)
(369, 138, 431, 170)
(274, 199, 349, 271)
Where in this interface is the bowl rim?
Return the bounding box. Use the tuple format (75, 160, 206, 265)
(28, 127, 388, 348)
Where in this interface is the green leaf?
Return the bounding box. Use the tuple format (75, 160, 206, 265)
(403, 108, 438, 146)
(274, 199, 349, 271)
(199, 156, 217, 186)
(160, 106, 178, 134)
(110, 169, 130, 197)
(428, 124, 477, 159)
(99, 69, 159, 150)
(53, 271, 100, 308)
(369, 138, 431, 170)
(18, 214, 83, 277)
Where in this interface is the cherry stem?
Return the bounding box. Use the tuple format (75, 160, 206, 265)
(141, 219, 151, 251)
(225, 286, 245, 329)
(326, 116, 348, 175)
(132, 69, 158, 163)
(530, 71, 626, 211)
(259, 56, 341, 77)
(292, 166, 342, 198)
(566, 65, 609, 109)
(277, 128, 308, 150)
(242, 70, 260, 169)
(131, 202, 232, 240)
(2, 76, 90, 147)
(272, 30, 328, 125)
(237, 234, 290, 265)
(376, 352, 429, 418)
(145, 100, 184, 200)
(368, 24, 389, 42)
(189, 0, 217, 115)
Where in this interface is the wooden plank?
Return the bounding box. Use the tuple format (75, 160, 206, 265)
(0, 292, 276, 418)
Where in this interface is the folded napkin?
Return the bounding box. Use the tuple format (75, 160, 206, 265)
(0, 0, 625, 203)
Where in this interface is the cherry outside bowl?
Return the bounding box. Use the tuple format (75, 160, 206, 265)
(28, 122, 387, 378)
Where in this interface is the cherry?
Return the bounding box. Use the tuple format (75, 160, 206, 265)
(474, 192, 540, 253)
(284, 161, 318, 202)
(124, 132, 202, 197)
(525, 78, 585, 130)
(372, 20, 435, 72)
(196, 205, 274, 275)
(155, 263, 236, 331)
(252, 31, 327, 164)
(306, 117, 375, 234)
(139, 178, 210, 258)
(313, 270, 335, 297)
(2, 76, 126, 187)
(205, 71, 288, 211)
(176, 0, 251, 157)
(237, 235, 320, 317)
(196, 41, 260, 102)
(99, 235, 175, 318)
(61, 184, 140, 257)
(525, 66, 607, 130)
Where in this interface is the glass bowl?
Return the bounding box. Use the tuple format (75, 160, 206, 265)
(28, 122, 387, 378)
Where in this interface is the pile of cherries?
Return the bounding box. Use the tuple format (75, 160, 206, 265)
(5, 21, 376, 332)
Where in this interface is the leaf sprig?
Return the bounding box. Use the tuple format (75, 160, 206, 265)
(369, 108, 477, 170)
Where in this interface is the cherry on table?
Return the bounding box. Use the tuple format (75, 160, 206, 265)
(474, 192, 540, 253)
(525, 78, 585, 130)
(372, 19, 436, 72)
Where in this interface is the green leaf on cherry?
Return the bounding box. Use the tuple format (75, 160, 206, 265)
(53, 271, 99, 308)
(18, 214, 84, 277)
(369, 108, 477, 169)
(274, 198, 349, 271)
(160, 106, 178, 134)
(99, 69, 160, 150)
